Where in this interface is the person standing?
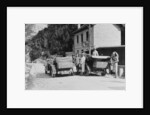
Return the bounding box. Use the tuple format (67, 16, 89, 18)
(75, 53, 80, 74)
(110, 51, 119, 78)
(80, 52, 86, 75)
(92, 47, 99, 56)
(72, 54, 77, 74)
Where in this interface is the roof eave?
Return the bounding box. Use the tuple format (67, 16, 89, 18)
(72, 24, 94, 35)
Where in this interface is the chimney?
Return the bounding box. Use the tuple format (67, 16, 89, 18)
(78, 24, 81, 29)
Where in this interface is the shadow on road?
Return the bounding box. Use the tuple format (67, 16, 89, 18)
(36, 73, 51, 78)
(36, 73, 74, 78)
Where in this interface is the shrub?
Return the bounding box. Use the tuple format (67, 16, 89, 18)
(29, 49, 41, 62)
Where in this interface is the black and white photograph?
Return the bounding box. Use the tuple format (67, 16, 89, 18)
(7, 7, 143, 108)
(25, 24, 125, 90)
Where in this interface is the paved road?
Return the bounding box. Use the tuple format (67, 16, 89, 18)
(26, 62, 125, 90)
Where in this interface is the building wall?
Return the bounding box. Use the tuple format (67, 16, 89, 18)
(74, 24, 122, 55)
(74, 28, 93, 54)
(96, 46, 125, 65)
(93, 24, 121, 48)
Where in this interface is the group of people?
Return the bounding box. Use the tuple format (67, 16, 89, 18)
(72, 47, 99, 75)
(43, 47, 119, 78)
(72, 47, 119, 78)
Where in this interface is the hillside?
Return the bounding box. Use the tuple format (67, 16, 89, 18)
(25, 24, 78, 61)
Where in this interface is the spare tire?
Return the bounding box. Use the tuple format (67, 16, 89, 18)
(101, 70, 106, 76)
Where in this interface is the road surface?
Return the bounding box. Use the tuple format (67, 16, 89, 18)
(26, 62, 125, 90)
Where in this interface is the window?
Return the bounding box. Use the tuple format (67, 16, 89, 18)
(86, 31, 89, 41)
(77, 35, 79, 44)
(81, 49, 84, 53)
(81, 34, 83, 43)
(85, 49, 89, 54)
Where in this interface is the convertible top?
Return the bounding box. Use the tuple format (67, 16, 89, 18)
(92, 56, 110, 59)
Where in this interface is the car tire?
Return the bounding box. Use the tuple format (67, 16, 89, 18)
(71, 71, 74, 76)
(101, 70, 106, 76)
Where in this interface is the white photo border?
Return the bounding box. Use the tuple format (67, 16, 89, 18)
(7, 7, 143, 108)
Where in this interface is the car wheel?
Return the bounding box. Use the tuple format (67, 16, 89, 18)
(71, 71, 74, 76)
(101, 70, 106, 76)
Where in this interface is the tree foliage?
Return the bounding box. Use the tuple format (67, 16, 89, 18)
(26, 24, 78, 61)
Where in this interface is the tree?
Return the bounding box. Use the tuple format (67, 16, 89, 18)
(46, 24, 78, 55)
(26, 24, 78, 61)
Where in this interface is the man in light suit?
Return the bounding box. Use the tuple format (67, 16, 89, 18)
(80, 52, 86, 75)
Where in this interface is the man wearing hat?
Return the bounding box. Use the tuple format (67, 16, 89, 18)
(92, 47, 99, 56)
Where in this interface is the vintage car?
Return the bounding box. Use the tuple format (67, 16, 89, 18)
(85, 55, 110, 76)
(45, 56, 75, 77)
(54, 56, 74, 76)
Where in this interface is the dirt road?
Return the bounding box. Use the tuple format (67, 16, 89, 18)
(25, 61, 125, 90)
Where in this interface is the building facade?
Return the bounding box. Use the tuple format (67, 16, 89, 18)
(73, 24, 93, 55)
(73, 24, 124, 55)
(73, 24, 125, 77)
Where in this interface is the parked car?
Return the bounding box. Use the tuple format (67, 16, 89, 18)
(85, 55, 110, 76)
(45, 58, 56, 77)
(54, 56, 74, 76)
